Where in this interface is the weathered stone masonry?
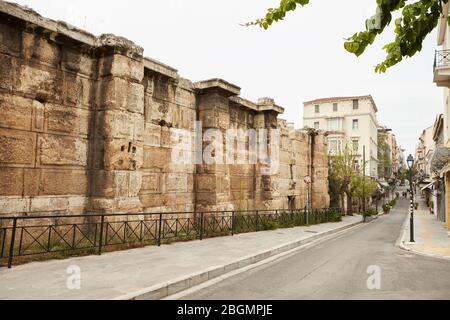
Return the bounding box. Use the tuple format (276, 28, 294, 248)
(0, 1, 330, 217)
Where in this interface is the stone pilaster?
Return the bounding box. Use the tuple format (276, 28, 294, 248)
(254, 98, 284, 209)
(194, 79, 240, 211)
(89, 35, 145, 214)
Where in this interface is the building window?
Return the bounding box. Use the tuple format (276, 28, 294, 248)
(352, 139, 359, 152)
(328, 138, 343, 154)
(315, 105, 320, 113)
(352, 119, 359, 130)
(314, 122, 320, 130)
(354, 160, 360, 171)
(353, 99, 359, 110)
(333, 103, 338, 112)
(327, 118, 343, 131)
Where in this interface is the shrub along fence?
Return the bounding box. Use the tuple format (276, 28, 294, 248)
(0, 208, 342, 268)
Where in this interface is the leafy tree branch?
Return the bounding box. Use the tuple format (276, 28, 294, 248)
(246, 0, 449, 73)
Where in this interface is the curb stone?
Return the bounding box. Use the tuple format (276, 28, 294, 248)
(113, 219, 363, 300)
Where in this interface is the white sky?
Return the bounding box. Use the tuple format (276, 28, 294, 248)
(11, 0, 443, 157)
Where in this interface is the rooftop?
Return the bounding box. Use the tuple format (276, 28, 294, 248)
(303, 95, 378, 112)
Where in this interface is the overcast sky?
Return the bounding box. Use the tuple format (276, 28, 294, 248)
(12, 0, 443, 157)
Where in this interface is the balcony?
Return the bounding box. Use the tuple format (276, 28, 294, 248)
(433, 50, 450, 87)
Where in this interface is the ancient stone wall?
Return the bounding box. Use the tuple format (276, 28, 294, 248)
(0, 1, 329, 217)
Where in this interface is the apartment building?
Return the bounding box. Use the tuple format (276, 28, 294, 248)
(303, 96, 379, 178)
(416, 126, 435, 179)
(432, 1, 450, 228)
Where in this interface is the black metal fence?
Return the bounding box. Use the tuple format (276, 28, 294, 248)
(0, 208, 342, 268)
(434, 50, 450, 68)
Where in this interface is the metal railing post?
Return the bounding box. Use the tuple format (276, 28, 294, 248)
(98, 215, 105, 255)
(231, 211, 236, 236)
(199, 212, 204, 241)
(158, 213, 163, 246)
(255, 210, 259, 232)
(7, 217, 17, 269)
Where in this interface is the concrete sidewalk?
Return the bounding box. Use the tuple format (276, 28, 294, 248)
(400, 197, 450, 260)
(0, 216, 362, 300)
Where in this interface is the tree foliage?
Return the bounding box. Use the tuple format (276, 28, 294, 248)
(377, 131, 392, 179)
(247, 0, 449, 73)
(329, 145, 379, 214)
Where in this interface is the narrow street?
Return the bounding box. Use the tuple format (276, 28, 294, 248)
(182, 196, 450, 300)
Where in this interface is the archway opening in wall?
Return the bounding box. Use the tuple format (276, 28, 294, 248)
(288, 196, 296, 210)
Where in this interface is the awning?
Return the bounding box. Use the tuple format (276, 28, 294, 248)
(421, 181, 435, 191)
(440, 161, 450, 177)
(378, 181, 389, 188)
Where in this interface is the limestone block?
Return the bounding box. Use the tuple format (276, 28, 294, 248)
(140, 173, 161, 194)
(143, 123, 162, 147)
(114, 171, 129, 197)
(161, 126, 171, 148)
(24, 168, 40, 197)
(196, 192, 217, 205)
(217, 110, 230, 129)
(175, 86, 196, 109)
(17, 64, 62, 103)
(90, 198, 114, 212)
(0, 129, 36, 166)
(230, 176, 253, 191)
(114, 197, 142, 213)
(129, 171, 142, 197)
(0, 54, 13, 90)
(90, 170, 115, 197)
(68, 196, 88, 212)
(0, 22, 22, 56)
(0, 94, 33, 130)
(62, 49, 94, 77)
(0, 197, 29, 215)
(133, 115, 145, 142)
(198, 109, 215, 128)
(164, 173, 188, 193)
(147, 98, 174, 126)
(101, 77, 144, 114)
(22, 32, 60, 66)
(142, 146, 170, 170)
(98, 110, 133, 140)
(196, 175, 216, 192)
(45, 104, 90, 136)
(30, 196, 69, 213)
(63, 72, 91, 107)
(103, 139, 142, 170)
(139, 192, 169, 208)
(100, 54, 144, 82)
(0, 168, 23, 196)
(40, 169, 88, 195)
(38, 134, 87, 167)
(33, 100, 45, 131)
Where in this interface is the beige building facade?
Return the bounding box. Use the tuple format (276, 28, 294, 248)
(432, 1, 450, 228)
(0, 2, 330, 217)
(303, 96, 379, 178)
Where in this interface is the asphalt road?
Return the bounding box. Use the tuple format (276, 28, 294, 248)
(182, 196, 450, 300)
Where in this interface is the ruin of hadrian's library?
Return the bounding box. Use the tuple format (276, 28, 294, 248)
(0, 1, 330, 217)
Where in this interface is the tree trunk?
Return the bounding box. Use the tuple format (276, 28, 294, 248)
(346, 192, 353, 215)
(340, 194, 345, 215)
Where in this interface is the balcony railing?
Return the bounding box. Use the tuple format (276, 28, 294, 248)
(434, 50, 450, 68)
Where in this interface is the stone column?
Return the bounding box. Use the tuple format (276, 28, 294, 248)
(194, 79, 240, 212)
(89, 35, 145, 214)
(254, 98, 283, 209)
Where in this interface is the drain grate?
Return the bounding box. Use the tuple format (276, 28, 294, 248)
(305, 230, 319, 234)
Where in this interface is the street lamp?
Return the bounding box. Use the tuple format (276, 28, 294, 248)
(407, 154, 415, 243)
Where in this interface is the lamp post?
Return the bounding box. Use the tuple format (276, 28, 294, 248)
(407, 154, 415, 243)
